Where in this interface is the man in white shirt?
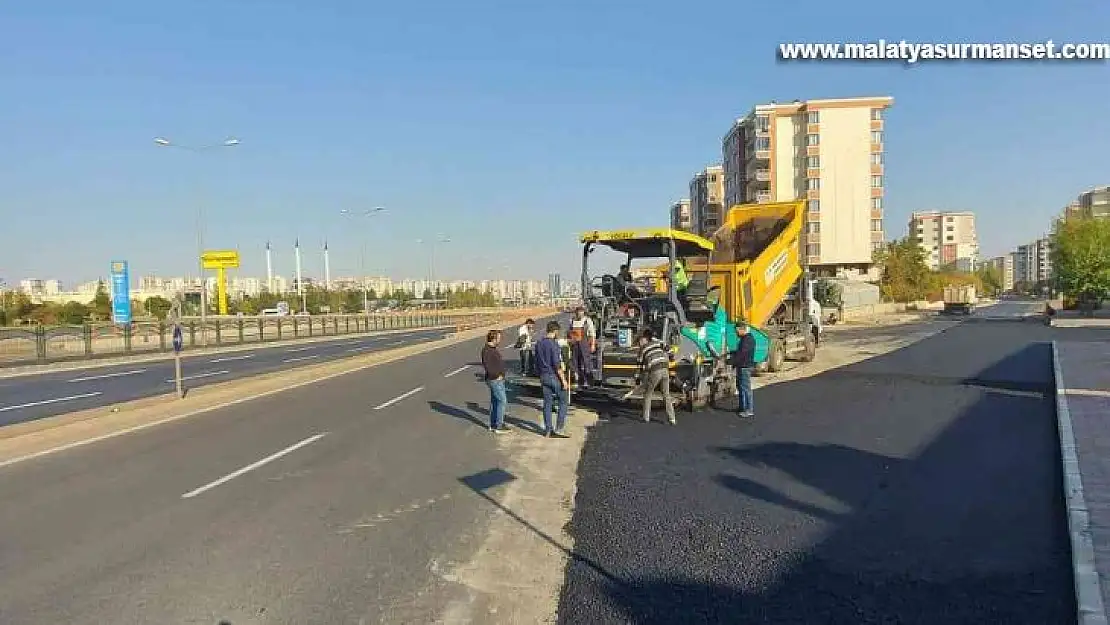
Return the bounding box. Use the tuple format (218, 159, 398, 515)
(567, 307, 597, 388)
(516, 318, 536, 375)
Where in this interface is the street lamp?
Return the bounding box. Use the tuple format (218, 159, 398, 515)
(340, 207, 386, 314)
(416, 235, 450, 303)
(154, 135, 240, 346)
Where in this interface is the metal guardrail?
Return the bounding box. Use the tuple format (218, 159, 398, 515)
(0, 310, 550, 367)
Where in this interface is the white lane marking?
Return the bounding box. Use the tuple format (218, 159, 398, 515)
(165, 370, 230, 383)
(444, 365, 471, 378)
(210, 354, 254, 363)
(1065, 388, 1110, 398)
(285, 346, 314, 353)
(181, 432, 328, 499)
(374, 386, 424, 410)
(68, 369, 146, 383)
(387, 340, 405, 347)
(346, 346, 372, 353)
(283, 355, 320, 363)
(0, 392, 103, 413)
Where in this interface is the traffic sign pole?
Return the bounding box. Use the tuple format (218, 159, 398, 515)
(170, 297, 185, 399)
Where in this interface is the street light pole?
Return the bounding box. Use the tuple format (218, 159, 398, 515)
(154, 136, 239, 347)
(417, 235, 450, 308)
(340, 207, 386, 314)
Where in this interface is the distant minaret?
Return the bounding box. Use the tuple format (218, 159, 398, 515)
(265, 240, 274, 293)
(323, 240, 331, 291)
(294, 238, 303, 295)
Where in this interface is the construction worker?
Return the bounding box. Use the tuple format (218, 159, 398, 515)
(567, 306, 597, 388)
(623, 328, 676, 424)
(672, 258, 690, 294)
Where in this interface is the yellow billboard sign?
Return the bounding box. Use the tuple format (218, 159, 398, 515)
(201, 250, 240, 269)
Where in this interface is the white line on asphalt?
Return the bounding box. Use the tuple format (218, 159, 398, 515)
(165, 370, 230, 383)
(1064, 388, 1110, 398)
(285, 346, 314, 353)
(0, 392, 103, 413)
(374, 387, 424, 410)
(283, 355, 320, 363)
(68, 369, 146, 383)
(387, 340, 405, 346)
(180, 432, 329, 499)
(444, 365, 471, 378)
(210, 354, 254, 363)
(346, 346, 372, 352)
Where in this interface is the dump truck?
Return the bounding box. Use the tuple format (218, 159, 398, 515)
(683, 200, 821, 372)
(942, 284, 977, 315)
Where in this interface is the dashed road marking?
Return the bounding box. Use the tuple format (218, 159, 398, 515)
(444, 365, 471, 378)
(283, 354, 320, 364)
(181, 432, 328, 499)
(0, 392, 103, 413)
(68, 369, 146, 383)
(374, 386, 424, 410)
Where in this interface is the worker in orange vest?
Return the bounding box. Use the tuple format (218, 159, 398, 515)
(567, 306, 597, 388)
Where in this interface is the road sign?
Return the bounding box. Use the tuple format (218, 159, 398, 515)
(110, 261, 131, 324)
(201, 250, 240, 269)
(172, 324, 184, 353)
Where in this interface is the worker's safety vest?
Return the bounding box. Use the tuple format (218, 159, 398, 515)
(568, 318, 588, 342)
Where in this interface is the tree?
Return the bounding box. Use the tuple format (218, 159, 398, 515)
(976, 265, 1003, 297)
(59, 301, 90, 325)
(144, 296, 173, 320)
(813, 279, 843, 309)
(874, 238, 931, 302)
(422, 288, 434, 300)
(90, 280, 112, 321)
(1050, 217, 1110, 309)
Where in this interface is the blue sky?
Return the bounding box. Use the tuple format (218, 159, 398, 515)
(1, 0, 1107, 286)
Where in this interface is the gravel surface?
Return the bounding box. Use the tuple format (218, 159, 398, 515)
(557, 321, 1103, 625)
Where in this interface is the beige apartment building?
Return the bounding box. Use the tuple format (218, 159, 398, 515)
(986, 254, 1015, 292)
(722, 96, 893, 278)
(689, 165, 725, 237)
(908, 211, 980, 270)
(670, 198, 693, 232)
(1077, 185, 1110, 219)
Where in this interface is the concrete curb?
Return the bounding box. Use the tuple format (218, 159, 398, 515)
(1052, 340, 1109, 625)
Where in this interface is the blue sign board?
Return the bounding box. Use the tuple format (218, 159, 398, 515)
(172, 325, 184, 353)
(110, 260, 131, 324)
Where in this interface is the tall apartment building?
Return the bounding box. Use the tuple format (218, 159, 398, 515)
(670, 198, 693, 232)
(986, 254, 1016, 292)
(1014, 238, 1052, 287)
(1077, 185, 1110, 219)
(722, 96, 893, 279)
(908, 211, 980, 270)
(689, 165, 725, 237)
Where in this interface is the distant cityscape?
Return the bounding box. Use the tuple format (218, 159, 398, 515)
(6, 272, 579, 306)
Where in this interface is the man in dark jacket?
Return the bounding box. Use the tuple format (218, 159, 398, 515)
(481, 330, 510, 433)
(622, 328, 676, 425)
(731, 324, 756, 418)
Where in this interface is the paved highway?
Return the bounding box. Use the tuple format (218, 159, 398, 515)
(558, 320, 1110, 624)
(0, 327, 451, 427)
(0, 319, 549, 624)
(976, 297, 1046, 318)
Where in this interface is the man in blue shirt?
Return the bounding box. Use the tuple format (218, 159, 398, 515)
(533, 320, 570, 438)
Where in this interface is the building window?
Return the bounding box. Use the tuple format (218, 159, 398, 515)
(870, 153, 883, 166)
(807, 111, 819, 124)
(871, 130, 883, 144)
(756, 115, 769, 132)
(807, 221, 821, 234)
(871, 197, 883, 210)
(871, 175, 883, 188)
(946, 235, 954, 242)
(807, 155, 820, 169)
(872, 240, 884, 251)
(808, 199, 820, 212)
(806, 133, 819, 146)
(806, 243, 820, 257)
(755, 136, 770, 151)
(807, 178, 821, 190)
(871, 109, 883, 121)
(871, 219, 883, 232)
(946, 225, 954, 231)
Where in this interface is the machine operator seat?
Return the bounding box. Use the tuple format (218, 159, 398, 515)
(682, 275, 713, 323)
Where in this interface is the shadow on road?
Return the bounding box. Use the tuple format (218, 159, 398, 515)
(559, 327, 1075, 624)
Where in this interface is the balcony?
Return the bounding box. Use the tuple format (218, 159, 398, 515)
(754, 169, 771, 182)
(754, 192, 772, 203)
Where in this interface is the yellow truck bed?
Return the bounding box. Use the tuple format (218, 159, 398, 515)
(691, 201, 805, 328)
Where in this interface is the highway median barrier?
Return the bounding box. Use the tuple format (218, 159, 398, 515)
(0, 308, 558, 467)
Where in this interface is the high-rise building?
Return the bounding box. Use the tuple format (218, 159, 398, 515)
(908, 211, 980, 270)
(721, 96, 894, 279)
(986, 254, 1016, 292)
(547, 273, 562, 298)
(1014, 238, 1052, 287)
(670, 199, 693, 232)
(1077, 185, 1110, 220)
(689, 165, 725, 237)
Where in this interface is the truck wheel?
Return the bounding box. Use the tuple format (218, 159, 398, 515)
(800, 330, 817, 362)
(767, 339, 786, 372)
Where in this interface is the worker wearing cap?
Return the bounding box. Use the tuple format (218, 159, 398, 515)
(567, 306, 596, 388)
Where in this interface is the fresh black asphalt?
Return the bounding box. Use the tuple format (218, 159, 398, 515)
(0, 328, 449, 426)
(558, 320, 1110, 625)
